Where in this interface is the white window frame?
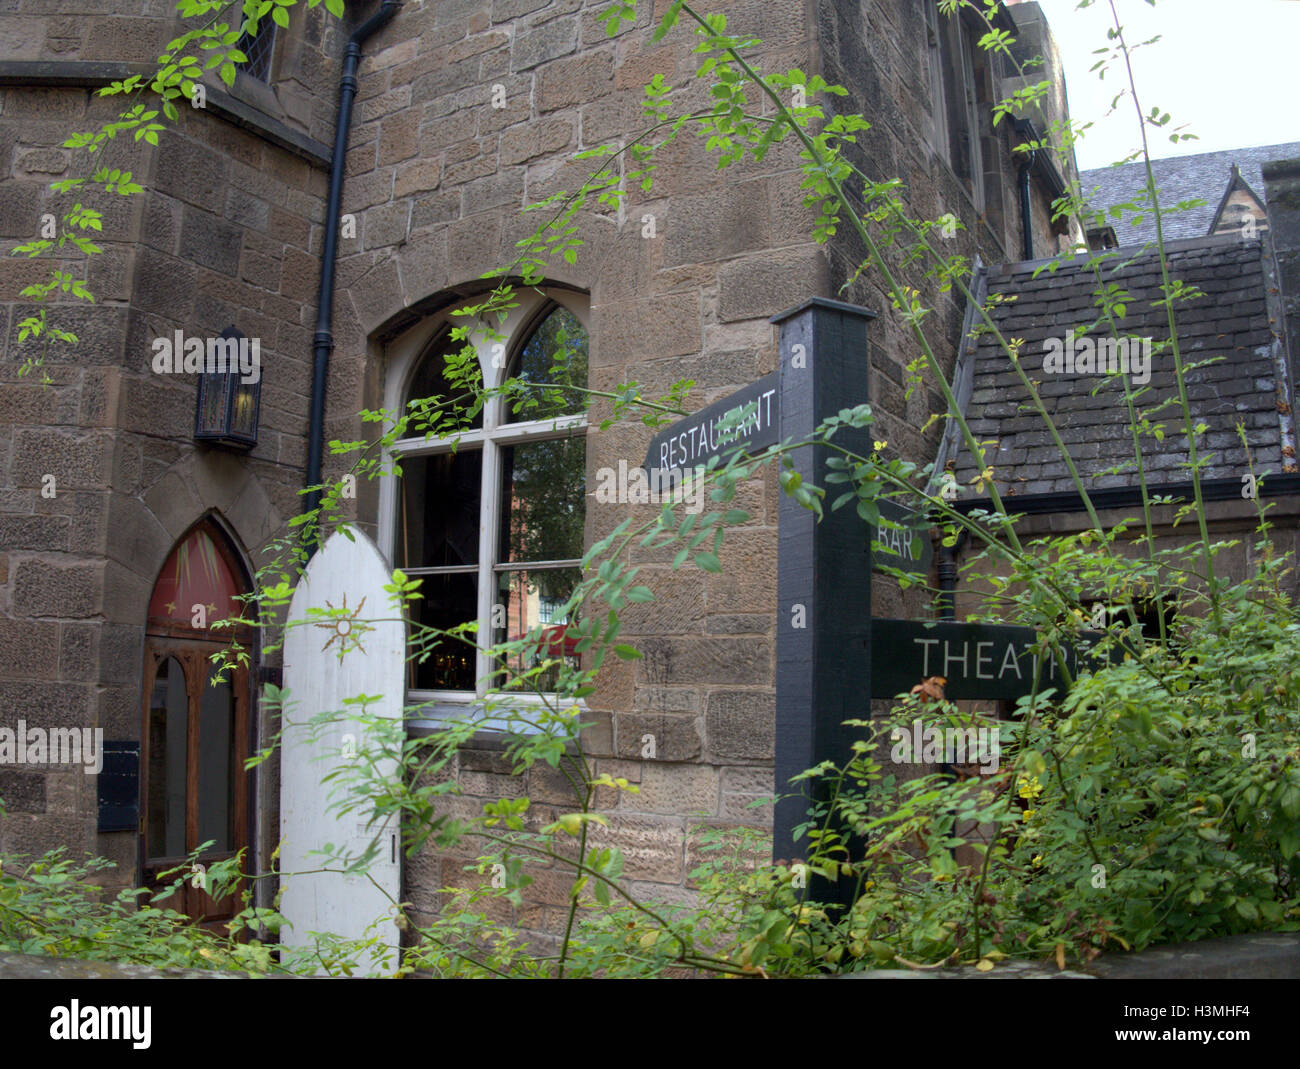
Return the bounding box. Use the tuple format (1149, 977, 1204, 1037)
(378, 289, 591, 725)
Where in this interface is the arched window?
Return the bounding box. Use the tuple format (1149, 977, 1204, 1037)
(385, 293, 589, 706)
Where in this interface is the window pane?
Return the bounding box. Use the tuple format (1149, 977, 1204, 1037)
(397, 450, 482, 569)
(499, 438, 586, 564)
(196, 672, 235, 854)
(407, 574, 478, 691)
(237, 20, 276, 82)
(146, 656, 187, 860)
(493, 567, 583, 692)
(405, 332, 484, 432)
(505, 306, 588, 422)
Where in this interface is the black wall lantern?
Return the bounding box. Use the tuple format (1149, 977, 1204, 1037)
(194, 325, 261, 450)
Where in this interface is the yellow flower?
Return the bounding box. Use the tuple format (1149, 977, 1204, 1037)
(1017, 775, 1044, 801)
(1032, 854, 1044, 868)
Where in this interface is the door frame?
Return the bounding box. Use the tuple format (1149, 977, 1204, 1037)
(137, 517, 258, 928)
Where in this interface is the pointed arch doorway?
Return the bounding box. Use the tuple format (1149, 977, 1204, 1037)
(139, 518, 256, 930)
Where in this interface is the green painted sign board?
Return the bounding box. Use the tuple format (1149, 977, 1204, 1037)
(868, 618, 1111, 701)
(871, 500, 933, 574)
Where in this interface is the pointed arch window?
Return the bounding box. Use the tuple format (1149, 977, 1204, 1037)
(388, 295, 590, 705)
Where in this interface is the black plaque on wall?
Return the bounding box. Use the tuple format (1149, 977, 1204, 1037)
(96, 740, 139, 833)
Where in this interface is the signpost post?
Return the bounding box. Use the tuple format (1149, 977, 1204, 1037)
(772, 298, 878, 870)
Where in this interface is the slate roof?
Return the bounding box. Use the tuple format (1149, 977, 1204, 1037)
(1080, 142, 1300, 247)
(950, 234, 1291, 498)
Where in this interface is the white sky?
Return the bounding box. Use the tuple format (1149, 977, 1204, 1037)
(1022, 0, 1300, 170)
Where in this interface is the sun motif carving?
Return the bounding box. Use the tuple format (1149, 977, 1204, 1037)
(314, 593, 373, 656)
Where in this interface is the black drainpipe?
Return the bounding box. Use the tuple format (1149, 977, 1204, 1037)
(304, 0, 401, 559)
(936, 528, 967, 622)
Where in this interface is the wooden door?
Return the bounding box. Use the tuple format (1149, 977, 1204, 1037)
(140, 640, 250, 928)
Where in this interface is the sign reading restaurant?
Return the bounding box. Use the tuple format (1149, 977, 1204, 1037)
(642, 372, 779, 483)
(641, 370, 933, 574)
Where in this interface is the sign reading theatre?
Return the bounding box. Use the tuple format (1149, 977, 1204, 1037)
(869, 619, 1111, 701)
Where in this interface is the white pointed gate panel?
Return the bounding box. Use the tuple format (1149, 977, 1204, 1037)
(280, 530, 404, 973)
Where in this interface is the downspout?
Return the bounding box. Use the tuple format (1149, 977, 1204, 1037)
(304, 0, 401, 559)
(937, 530, 967, 622)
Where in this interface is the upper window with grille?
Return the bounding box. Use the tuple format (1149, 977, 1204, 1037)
(236, 14, 277, 83)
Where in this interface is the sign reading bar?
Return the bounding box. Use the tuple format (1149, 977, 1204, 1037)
(643, 372, 779, 483)
(872, 500, 933, 574)
(868, 619, 1110, 701)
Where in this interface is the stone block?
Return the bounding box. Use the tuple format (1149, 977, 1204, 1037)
(11, 429, 110, 492)
(614, 711, 700, 762)
(717, 246, 830, 322)
(379, 109, 420, 166)
(394, 157, 443, 199)
(637, 635, 770, 687)
(0, 770, 46, 814)
(12, 558, 101, 619)
(633, 763, 718, 817)
(0, 182, 42, 238)
(662, 184, 773, 267)
(0, 617, 58, 680)
(0, 682, 94, 732)
(706, 689, 775, 761)
(537, 51, 613, 112)
(498, 117, 574, 166)
(511, 15, 578, 72)
(584, 812, 683, 882)
(364, 201, 410, 250)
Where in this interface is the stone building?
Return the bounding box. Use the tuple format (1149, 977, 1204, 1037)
(1079, 141, 1300, 250)
(947, 149, 1300, 636)
(0, 0, 1081, 949)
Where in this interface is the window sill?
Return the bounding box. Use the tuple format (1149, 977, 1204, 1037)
(405, 691, 592, 737)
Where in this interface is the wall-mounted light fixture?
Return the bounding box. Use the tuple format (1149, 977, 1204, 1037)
(194, 325, 260, 451)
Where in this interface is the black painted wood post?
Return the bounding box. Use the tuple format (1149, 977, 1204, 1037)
(772, 297, 877, 870)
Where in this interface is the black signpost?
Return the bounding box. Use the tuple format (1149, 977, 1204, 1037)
(640, 296, 1107, 879)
